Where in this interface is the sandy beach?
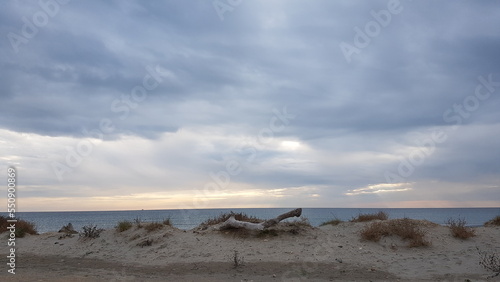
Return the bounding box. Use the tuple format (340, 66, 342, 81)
(2, 219, 500, 281)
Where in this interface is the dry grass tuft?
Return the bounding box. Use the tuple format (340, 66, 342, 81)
(144, 222, 164, 233)
(485, 215, 500, 227)
(116, 220, 133, 232)
(447, 217, 476, 239)
(134, 217, 143, 228)
(351, 211, 388, 222)
(320, 218, 344, 226)
(360, 218, 431, 248)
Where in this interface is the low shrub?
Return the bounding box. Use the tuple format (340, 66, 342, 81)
(447, 218, 475, 239)
(360, 218, 431, 247)
(80, 224, 104, 239)
(0, 216, 38, 238)
(15, 219, 38, 238)
(116, 220, 133, 232)
(485, 215, 500, 227)
(351, 211, 388, 222)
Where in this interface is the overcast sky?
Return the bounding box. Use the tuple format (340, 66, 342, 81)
(1, 0, 499, 211)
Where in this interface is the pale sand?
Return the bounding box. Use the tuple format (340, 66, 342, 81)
(1, 220, 499, 281)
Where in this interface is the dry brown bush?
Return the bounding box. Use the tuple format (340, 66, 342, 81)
(351, 211, 388, 222)
(447, 218, 476, 239)
(0, 216, 38, 238)
(360, 218, 431, 247)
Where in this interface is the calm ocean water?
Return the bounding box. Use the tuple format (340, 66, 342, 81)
(17, 207, 500, 234)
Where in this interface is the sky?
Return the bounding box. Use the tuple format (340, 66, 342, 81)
(1, 0, 499, 211)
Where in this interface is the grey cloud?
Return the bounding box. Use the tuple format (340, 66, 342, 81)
(1, 0, 500, 208)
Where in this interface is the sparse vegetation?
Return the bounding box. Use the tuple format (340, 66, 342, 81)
(137, 238, 153, 247)
(447, 217, 475, 239)
(80, 224, 104, 239)
(485, 215, 500, 227)
(162, 217, 172, 226)
(200, 211, 263, 228)
(116, 220, 133, 232)
(0, 216, 38, 238)
(350, 211, 388, 222)
(232, 250, 244, 268)
(477, 247, 500, 278)
(134, 217, 143, 228)
(320, 218, 343, 226)
(257, 229, 279, 238)
(144, 221, 164, 232)
(360, 218, 431, 248)
(286, 217, 313, 235)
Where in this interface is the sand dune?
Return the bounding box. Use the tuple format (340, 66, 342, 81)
(1, 219, 499, 281)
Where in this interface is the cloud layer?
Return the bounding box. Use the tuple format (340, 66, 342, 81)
(1, 0, 499, 211)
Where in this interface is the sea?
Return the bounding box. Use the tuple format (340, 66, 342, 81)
(16, 207, 500, 234)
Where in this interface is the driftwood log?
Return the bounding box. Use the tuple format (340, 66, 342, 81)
(219, 208, 302, 231)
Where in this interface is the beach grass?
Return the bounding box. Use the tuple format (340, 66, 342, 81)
(485, 215, 500, 226)
(319, 218, 344, 226)
(144, 221, 164, 232)
(116, 220, 133, 232)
